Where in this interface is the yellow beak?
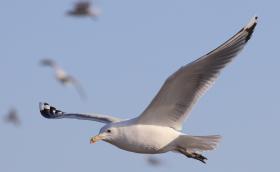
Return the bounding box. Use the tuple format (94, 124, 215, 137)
(90, 134, 105, 144)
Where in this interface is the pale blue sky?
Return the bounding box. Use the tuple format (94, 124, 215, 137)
(0, 0, 279, 172)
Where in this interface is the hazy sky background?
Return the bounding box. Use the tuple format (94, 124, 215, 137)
(0, 0, 279, 172)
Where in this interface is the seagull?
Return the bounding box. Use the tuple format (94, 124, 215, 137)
(146, 156, 163, 166)
(40, 59, 87, 100)
(4, 108, 20, 126)
(67, 0, 101, 19)
(39, 17, 258, 163)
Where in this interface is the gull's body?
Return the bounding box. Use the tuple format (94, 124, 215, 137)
(39, 17, 258, 163)
(40, 59, 87, 100)
(104, 120, 179, 154)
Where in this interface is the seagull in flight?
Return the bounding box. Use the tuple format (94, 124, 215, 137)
(40, 59, 87, 100)
(67, 0, 101, 19)
(39, 17, 257, 163)
(4, 108, 20, 126)
(146, 156, 163, 166)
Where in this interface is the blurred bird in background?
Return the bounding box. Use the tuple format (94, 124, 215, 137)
(40, 58, 87, 101)
(146, 156, 163, 167)
(67, 0, 101, 20)
(3, 108, 21, 126)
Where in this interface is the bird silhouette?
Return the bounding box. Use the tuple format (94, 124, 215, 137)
(67, 0, 101, 20)
(146, 156, 163, 167)
(40, 58, 87, 101)
(4, 108, 20, 126)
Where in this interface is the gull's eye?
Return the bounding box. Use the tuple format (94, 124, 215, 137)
(106, 129, 111, 133)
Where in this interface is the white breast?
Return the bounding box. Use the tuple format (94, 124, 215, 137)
(108, 124, 180, 154)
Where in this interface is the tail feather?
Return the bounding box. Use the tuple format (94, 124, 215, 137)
(176, 135, 221, 152)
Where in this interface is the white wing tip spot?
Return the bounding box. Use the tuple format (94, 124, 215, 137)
(245, 16, 258, 29)
(39, 102, 50, 111)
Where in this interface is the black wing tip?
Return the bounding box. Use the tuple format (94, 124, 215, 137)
(39, 102, 64, 119)
(244, 16, 258, 42)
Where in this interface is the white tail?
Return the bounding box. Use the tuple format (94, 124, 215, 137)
(176, 135, 221, 152)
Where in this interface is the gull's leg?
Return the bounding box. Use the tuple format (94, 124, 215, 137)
(177, 147, 207, 164)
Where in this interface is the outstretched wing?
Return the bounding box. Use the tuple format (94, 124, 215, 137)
(136, 17, 258, 130)
(68, 76, 87, 101)
(39, 102, 121, 123)
(40, 58, 68, 79)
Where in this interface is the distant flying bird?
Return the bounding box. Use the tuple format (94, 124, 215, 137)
(40, 59, 87, 100)
(67, 1, 101, 19)
(4, 108, 20, 126)
(146, 156, 163, 166)
(39, 17, 257, 163)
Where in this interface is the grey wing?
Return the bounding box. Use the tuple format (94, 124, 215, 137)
(136, 17, 258, 130)
(39, 102, 121, 123)
(40, 58, 66, 79)
(68, 76, 87, 101)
